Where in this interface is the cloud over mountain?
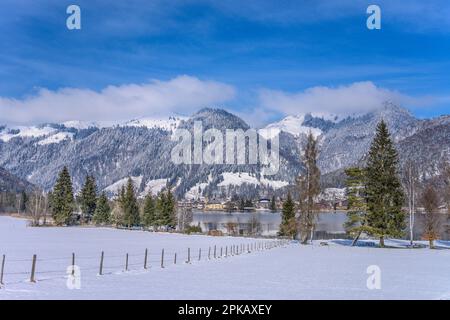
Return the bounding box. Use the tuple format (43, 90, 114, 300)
(0, 75, 236, 125)
(258, 81, 417, 117)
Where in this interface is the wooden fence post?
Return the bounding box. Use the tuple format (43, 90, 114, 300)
(30, 254, 37, 283)
(220, 247, 223, 258)
(99, 251, 104, 275)
(71, 252, 75, 276)
(125, 253, 129, 271)
(198, 248, 201, 261)
(161, 249, 165, 268)
(0, 254, 5, 286)
(214, 245, 216, 259)
(225, 246, 228, 257)
(174, 253, 177, 265)
(144, 248, 148, 269)
(208, 247, 211, 260)
(187, 248, 190, 263)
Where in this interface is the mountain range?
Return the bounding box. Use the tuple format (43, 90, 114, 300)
(0, 103, 449, 199)
(0, 166, 34, 193)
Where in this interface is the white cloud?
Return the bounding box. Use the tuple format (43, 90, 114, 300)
(0, 75, 236, 125)
(258, 81, 413, 117)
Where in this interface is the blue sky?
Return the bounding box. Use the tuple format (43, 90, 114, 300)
(1, 0, 450, 126)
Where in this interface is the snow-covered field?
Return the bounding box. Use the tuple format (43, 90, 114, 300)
(0, 216, 449, 300)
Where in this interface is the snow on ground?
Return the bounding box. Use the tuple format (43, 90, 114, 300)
(0, 125, 56, 142)
(121, 117, 185, 131)
(185, 182, 209, 200)
(185, 174, 213, 200)
(260, 115, 322, 139)
(62, 120, 99, 130)
(37, 132, 74, 146)
(260, 176, 289, 189)
(0, 216, 449, 300)
(185, 173, 288, 199)
(103, 176, 143, 195)
(141, 179, 168, 196)
(217, 172, 289, 189)
(319, 188, 347, 202)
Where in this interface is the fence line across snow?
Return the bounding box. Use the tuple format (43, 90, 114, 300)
(0, 239, 289, 287)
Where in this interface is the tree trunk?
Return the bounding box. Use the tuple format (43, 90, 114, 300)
(351, 230, 362, 246)
(410, 189, 415, 246)
(379, 236, 385, 248)
(300, 232, 308, 245)
(429, 239, 434, 249)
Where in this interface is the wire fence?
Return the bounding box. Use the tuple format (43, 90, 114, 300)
(0, 239, 289, 288)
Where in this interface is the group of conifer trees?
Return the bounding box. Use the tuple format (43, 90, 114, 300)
(48, 168, 111, 226)
(280, 120, 410, 247)
(346, 120, 448, 248)
(112, 178, 177, 230)
(49, 169, 176, 229)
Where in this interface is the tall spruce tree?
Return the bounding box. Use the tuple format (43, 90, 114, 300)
(20, 191, 28, 213)
(142, 192, 157, 228)
(270, 195, 277, 212)
(156, 191, 166, 227)
(79, 175, 97, 223)
(344, 167, 368, 246)
(239, 199, 245, 211)
(122, 178, 140, 228)
(279, 192, 296, 239)
(51, 166, 75, 225)
(297, 131, 321, 244)
(111, 187, 126, 226)
(161, 188, 176, 228)
(365, 120, 405, 247)
(93, 192, 111, 225)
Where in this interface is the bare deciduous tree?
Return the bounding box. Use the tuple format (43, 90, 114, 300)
(29, 190, 47, 226)
(441, 161, 450, 240)
(177, 205, 193, 232)
(421, 184, 441, 249)
(297, 132, 321, 244)
(226, 222, 237, 236)
(442, 161, 450, 214)
(402, 160, 419, 246)
(249, 213, 261, 236)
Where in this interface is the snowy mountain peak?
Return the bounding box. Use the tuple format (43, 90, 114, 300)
(121, 116, 185, 131)
(262, 114, 323, 139)
(182, 107, 250, 131)
(62, 120, 100, 130)
(0, 125, 57, 142)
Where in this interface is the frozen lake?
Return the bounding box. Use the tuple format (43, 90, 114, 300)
(192, 211, 348, 237)
(192, 211, 450, 240)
